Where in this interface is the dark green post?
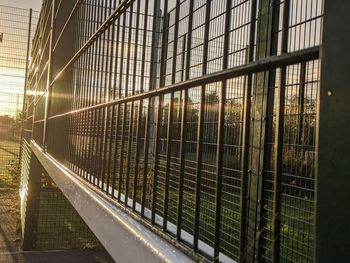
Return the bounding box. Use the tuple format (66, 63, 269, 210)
(316, 0, 350, 261)
(246, 0, 276, 261)
(22, 152, 42, 250)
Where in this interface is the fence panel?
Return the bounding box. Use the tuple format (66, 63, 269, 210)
(21, 0, 324, 262)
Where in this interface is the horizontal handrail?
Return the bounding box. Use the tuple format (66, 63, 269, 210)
(47, 46, 320, 121)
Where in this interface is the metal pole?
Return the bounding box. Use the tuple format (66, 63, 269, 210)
(176, 0, 194, 241)
(272, 1, 290, 262)
(23, 8, 33, 118)
(193, 0, 212, 251)
(42, 0, 55, 150)
(20, 8, 33, 166)
(22, 153, 42, 250)
(163, 0, 179, 231)
(213, 0, 232, 260)
(317, 0, 350, 261)
(246, 0, 277, 261)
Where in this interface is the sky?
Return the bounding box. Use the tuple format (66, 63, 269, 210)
(0, 0, 42, 117)
(0, 0, 42, 11)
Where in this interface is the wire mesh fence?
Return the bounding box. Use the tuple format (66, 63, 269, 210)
(0, 5, 38, 177)
(36, 171, 108, 251)
(21, 0, 324, 262)
(0, 4, 112, 256)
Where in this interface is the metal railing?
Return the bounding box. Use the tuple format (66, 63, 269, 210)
(21, 0, 326, 262)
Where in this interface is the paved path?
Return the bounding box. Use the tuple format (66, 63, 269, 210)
(0, 250, 113, 263)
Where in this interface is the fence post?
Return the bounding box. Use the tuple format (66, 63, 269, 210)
(20, 8, 33, 167)
(316, 0, 350, 261)
(42, 0, 55, 150)
(246, 0, 277, 261)
(22, 152, 42, 250)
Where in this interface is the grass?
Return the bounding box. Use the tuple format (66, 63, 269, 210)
(0, 139, 107, 253)
(0, 139, 23, 244)
(41, 138, 318, 261)
(36, 176, 104, 251)
(98, 159, 314, 261)
(105, 158, 315, 262)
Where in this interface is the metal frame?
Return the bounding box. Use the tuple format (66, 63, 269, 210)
(20, 0, 329, 262)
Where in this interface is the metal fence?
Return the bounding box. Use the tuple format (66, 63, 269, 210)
(35, 171, 107, 251)
(0, 4, 108, 254)
(21, 0, 325, 262)
(0, 6, 38, 178)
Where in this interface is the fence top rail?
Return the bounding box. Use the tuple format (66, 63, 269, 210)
(46, 46, 320, 121)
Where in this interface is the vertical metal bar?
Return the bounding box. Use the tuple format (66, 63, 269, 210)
(180, 34, 186, 82)
(101, 0, 114, 190)
(213, 0, 232, 259)
(125, 102, 134, 203)
(163, 0, 179, 231)
(297, 61, 306, 145)
(80, 1, 90, 176)
(171, 0, 180, 85)
(239, 1, 257, 261)
(139, 0, 150, 216)
(20, 8, 33, 167)
(75, 3, 84, 176)
(193, 0, 211, 251)
(105, 0, 118, 193)
(150, 0, 161, 223)
(132, 99, 142, 210)
(162, 92, 174, 231)
(317, 1, 350, 262)
(69, 6, 77, 172)
(109, 0, 122, 196)
(118, 107, 127, 201)
(213, 80, 225, 260)
(111, 104, 120, 197)
(22, 153, 42, 251)
(149, 0, 160, 90)
(141, 98, 151, 217)
(272, 1, 290, 262)
(23, 8, 33, 121)
(185, 0, 194, 81)
(159, 0, 168, 88)
(193, 85, 205, 251)
(125, 1, 135, 205)
(147, 7, 161, 205)
(42, 0, 55, 150)
(176, 0, 194, 239)
(132, 0, 142, 211)
(151, 95, 162, 223)
(80, 1, 89, 180)
(96, 0, 109, 188)
(87, 0, 99, 183)
(82, 1, 93, 181)
(31, 73, 38, 140)
(117, 2, 128, 200)
(246, 0, 276, 260)
(32, 4, 45, 143)
(176, 88, 188, 240)
(93, 0, 104, 186)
